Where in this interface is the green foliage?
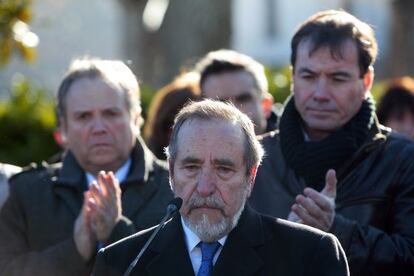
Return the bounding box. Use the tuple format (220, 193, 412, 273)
(0, 77, 59, 166)
(371, 80, 387, 105)
(140, 83, 156, 120)
(0, 0, 37, 65)
(265, 66, 292, 104)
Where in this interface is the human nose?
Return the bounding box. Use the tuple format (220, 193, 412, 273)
(91, 116, 107, 134)
(313, 78, 330, 102)
(196, 167, 216, 197)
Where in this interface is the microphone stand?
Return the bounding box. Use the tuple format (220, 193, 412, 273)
(123, 198, 182, 276)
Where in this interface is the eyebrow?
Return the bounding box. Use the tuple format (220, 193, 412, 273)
(72, 110, 91, 117)
(180, 156, 236, 167)
(213, 158, 235, 167)
(71, 106, 122, 113)
(297, 67, 316, 75)
(330, 71, 352, 78)
(212, 92, 254, 102)
(180, 156, 202, 165)
(297, 67, 352, 78)
(234, 92, 254, 101)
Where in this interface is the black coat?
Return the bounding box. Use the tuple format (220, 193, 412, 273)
(0, 138, 174, 276)
(249, 123, 414, 276)
(92, 206, 349, 276)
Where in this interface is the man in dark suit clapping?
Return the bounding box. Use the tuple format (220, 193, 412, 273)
(0, 58, 173, 276)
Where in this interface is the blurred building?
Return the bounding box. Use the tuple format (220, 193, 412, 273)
(0, 0, 124, 94)
(232, 0, 390, 75)
(0, 0, 396, 94)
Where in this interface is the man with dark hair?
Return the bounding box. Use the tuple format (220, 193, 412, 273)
(195, 49, 277, 134)
(92, 99, 349, 276)
(0, 58, 173, 275)
(251, 10, 414, 276)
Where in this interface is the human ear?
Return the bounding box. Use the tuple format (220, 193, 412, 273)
(361, 66, 374, 97)
(58, 118, 68, 145)
(247, 166, 257, 196)
(261, 93, 274, 119)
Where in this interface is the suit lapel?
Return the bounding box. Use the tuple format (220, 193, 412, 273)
(52, 152, 85, 217)
(121, 180, 157, 219)
(145, 216, 195, 276)
(141, 207, 265, 276)
(51, 139, 160, 219)
(214, 206, 265, 276)
(121, 141, 158, 219)
(53, 184, 83, 217)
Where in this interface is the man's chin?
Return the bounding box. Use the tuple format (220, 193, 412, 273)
(89, 145, 115, 154)
(303, 118, 343, 133)
(187, 209, 223, 224)
(87, 155, 119, 171)
(190, 207, 223, 218)
(184, 212, 230, 242)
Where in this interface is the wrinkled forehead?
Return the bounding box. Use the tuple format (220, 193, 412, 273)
(176, 118, 244, 150)
(174, 130, 247, 174)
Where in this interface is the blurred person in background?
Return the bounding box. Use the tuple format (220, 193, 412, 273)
(377, 76, 414, 139)
(195, 49, 277, 134)
(0, 163, 21, 208)
(0, 57, 173, 276)
(143, 71, 200, 160)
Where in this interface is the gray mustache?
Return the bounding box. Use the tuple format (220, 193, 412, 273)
(188, 195, 225, 210)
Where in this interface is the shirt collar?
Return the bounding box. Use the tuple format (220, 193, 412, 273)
(299, 122, 311, 142)
(181, 217, 227, 253)
(85, 158, 132, 187)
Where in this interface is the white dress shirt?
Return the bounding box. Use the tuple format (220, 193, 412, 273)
(85, 159, 131, 250)
(86, 158, 131, 187)
(181, 218, 227, 275)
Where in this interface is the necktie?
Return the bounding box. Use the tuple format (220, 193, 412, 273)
(197, 241, 221, 276)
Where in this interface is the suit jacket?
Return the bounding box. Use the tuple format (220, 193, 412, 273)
(93, 206, 349, 276)
(0, 138, 174, 276)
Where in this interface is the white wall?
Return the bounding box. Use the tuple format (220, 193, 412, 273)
(0, 0, 125, 94)
(0, 0, 392, 94)
(231, 0, 390, 69)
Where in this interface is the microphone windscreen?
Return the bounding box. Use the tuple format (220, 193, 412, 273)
(166, 197, 183, 213)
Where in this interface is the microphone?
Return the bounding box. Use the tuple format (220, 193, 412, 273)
(123, 197, 183, 276)
(165, 197, 182, 215)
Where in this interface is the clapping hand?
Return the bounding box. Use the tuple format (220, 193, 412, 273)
(288, 169, 337, 232)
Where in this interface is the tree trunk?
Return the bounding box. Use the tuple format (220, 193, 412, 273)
(120, 0, 231, 88)
(386, 0, 414, 77)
